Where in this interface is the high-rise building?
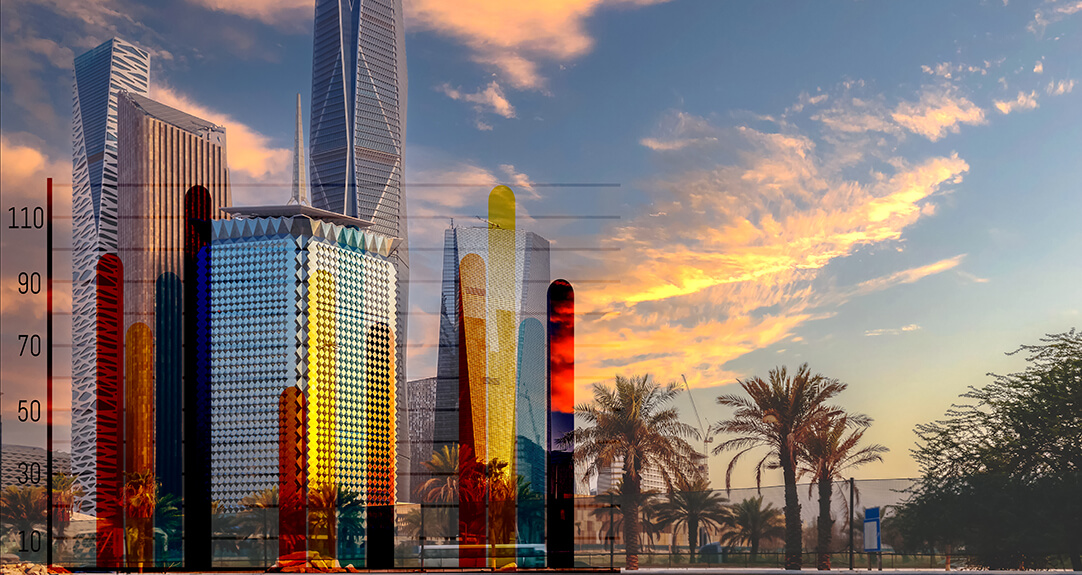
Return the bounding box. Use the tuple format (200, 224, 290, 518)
(114, 91, 230, 567)
(595, 456, 668, 494)
(432, 187, 551, 564)
(406, 376, 437, 498)
(208, 206, 399, 562)
(309, 0, 410, 496)
(70, 37, 150, 513)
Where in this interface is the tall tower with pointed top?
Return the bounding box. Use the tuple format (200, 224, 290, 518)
(71, 37, 151, 513)
(309, 0, 410, 497)
(291, 94, 308, 205)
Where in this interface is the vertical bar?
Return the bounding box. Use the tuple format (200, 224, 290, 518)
(547, 279, 575, 568)
(46, 177, 54, 567)
(849, 477, 855, 570)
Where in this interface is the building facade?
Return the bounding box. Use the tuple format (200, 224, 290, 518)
(431, 187, 551, 564)
(208, 213, 399, 519)
(114, 91, 230, 567)
(70, 37, 150, 512)
(309, 0, 411, 497)
(595, 456, 669, 494)
(406, 376, 437, 498)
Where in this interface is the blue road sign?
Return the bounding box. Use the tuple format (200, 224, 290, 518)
(864, 507, 881, 552)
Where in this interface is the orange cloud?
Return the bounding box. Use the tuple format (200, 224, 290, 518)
(891, 86, 985, 141)
(0, 133, 74, 427)
(571, 102, 971, 392)
(152, 84, 291, 203)
(406, 0, 669, 90)
(994, 91, 1039, 114)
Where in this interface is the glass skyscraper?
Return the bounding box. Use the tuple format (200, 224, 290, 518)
(309, 0, 411, 495)
(71, 37, 150, 513)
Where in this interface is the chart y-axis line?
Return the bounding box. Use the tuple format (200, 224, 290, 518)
(46, 177, 54, 568)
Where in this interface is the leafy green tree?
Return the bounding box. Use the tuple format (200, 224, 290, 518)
(651, 476, 732, 562)
(711, 363, 848, 570)
(720, 496, 784, 560)
(570, 374, 700, 569)
(798, 414, 887, 569)
(899, 329, 1082, 570)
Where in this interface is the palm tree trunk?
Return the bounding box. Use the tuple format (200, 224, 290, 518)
(689, 517, 699, 563)
(816, 477, 832, 570)
(624, 475, 641, 570)
(781, 450, 802, 570)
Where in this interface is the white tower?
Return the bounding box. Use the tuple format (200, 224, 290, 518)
(290, 93, 308, 205)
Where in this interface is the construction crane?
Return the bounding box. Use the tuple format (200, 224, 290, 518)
(682, 374, 713, 457)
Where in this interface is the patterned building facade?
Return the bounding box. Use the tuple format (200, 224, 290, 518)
(309, 0, 411, 495)
(208, 214, 399, 521)
(70, 37, 150, 512)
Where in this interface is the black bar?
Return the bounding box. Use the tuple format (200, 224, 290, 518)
(46, 177, 54, 567)
(849, 477, 855, 570)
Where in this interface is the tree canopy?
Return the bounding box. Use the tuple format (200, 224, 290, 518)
(897, 329, 1081, 570)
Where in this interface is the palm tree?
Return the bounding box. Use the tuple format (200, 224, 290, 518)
(722, 496, 785, 560)
(237, 486, 278, 541)
(570, 374, 700, 569)
(0, 485, 46, 545)
(711, 363, 848, 570)
(415, 445, 461, 542)
(124, 471, 157, 568)
(51, 473, 84, 542)
(799, 414, 887, 570)
(590, 480, 663, 551)
(652, 476, 732, 563)
(238, 486, 278, 563)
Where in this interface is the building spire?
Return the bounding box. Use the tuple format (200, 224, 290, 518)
(290, 93, 308, 205)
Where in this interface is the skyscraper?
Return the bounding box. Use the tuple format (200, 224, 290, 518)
(309, 0, 411, 496)
(71, 37, 150, 514)
(115, 91, 230, 567)
(208, 207, 399, 563)
(432, 187, 551, 565)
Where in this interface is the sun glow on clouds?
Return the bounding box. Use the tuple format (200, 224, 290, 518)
(406, 0, 670, 90)
(891, 86, 985, 141)
(576, 87, 972, 389)
(152, 84, 291, 203)
(994, 91, 1040, 114)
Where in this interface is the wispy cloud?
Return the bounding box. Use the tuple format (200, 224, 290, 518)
(1028, 0, 1082, 35)
(577, 91, 973, 388)
(864, 324, 921, 337)
(1046, 79, 1076, 95)
(640, 110, 720, 151)
(184, 0, 311, 30)
(994, 91, 1039, 114)
(406, 0, 669, 90)
(891, 86, 985, 141)
(920, 61, 991, 79)
(439, 81, 516, 121)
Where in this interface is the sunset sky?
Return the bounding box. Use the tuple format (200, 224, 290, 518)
(1, 0, 1080, 487)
